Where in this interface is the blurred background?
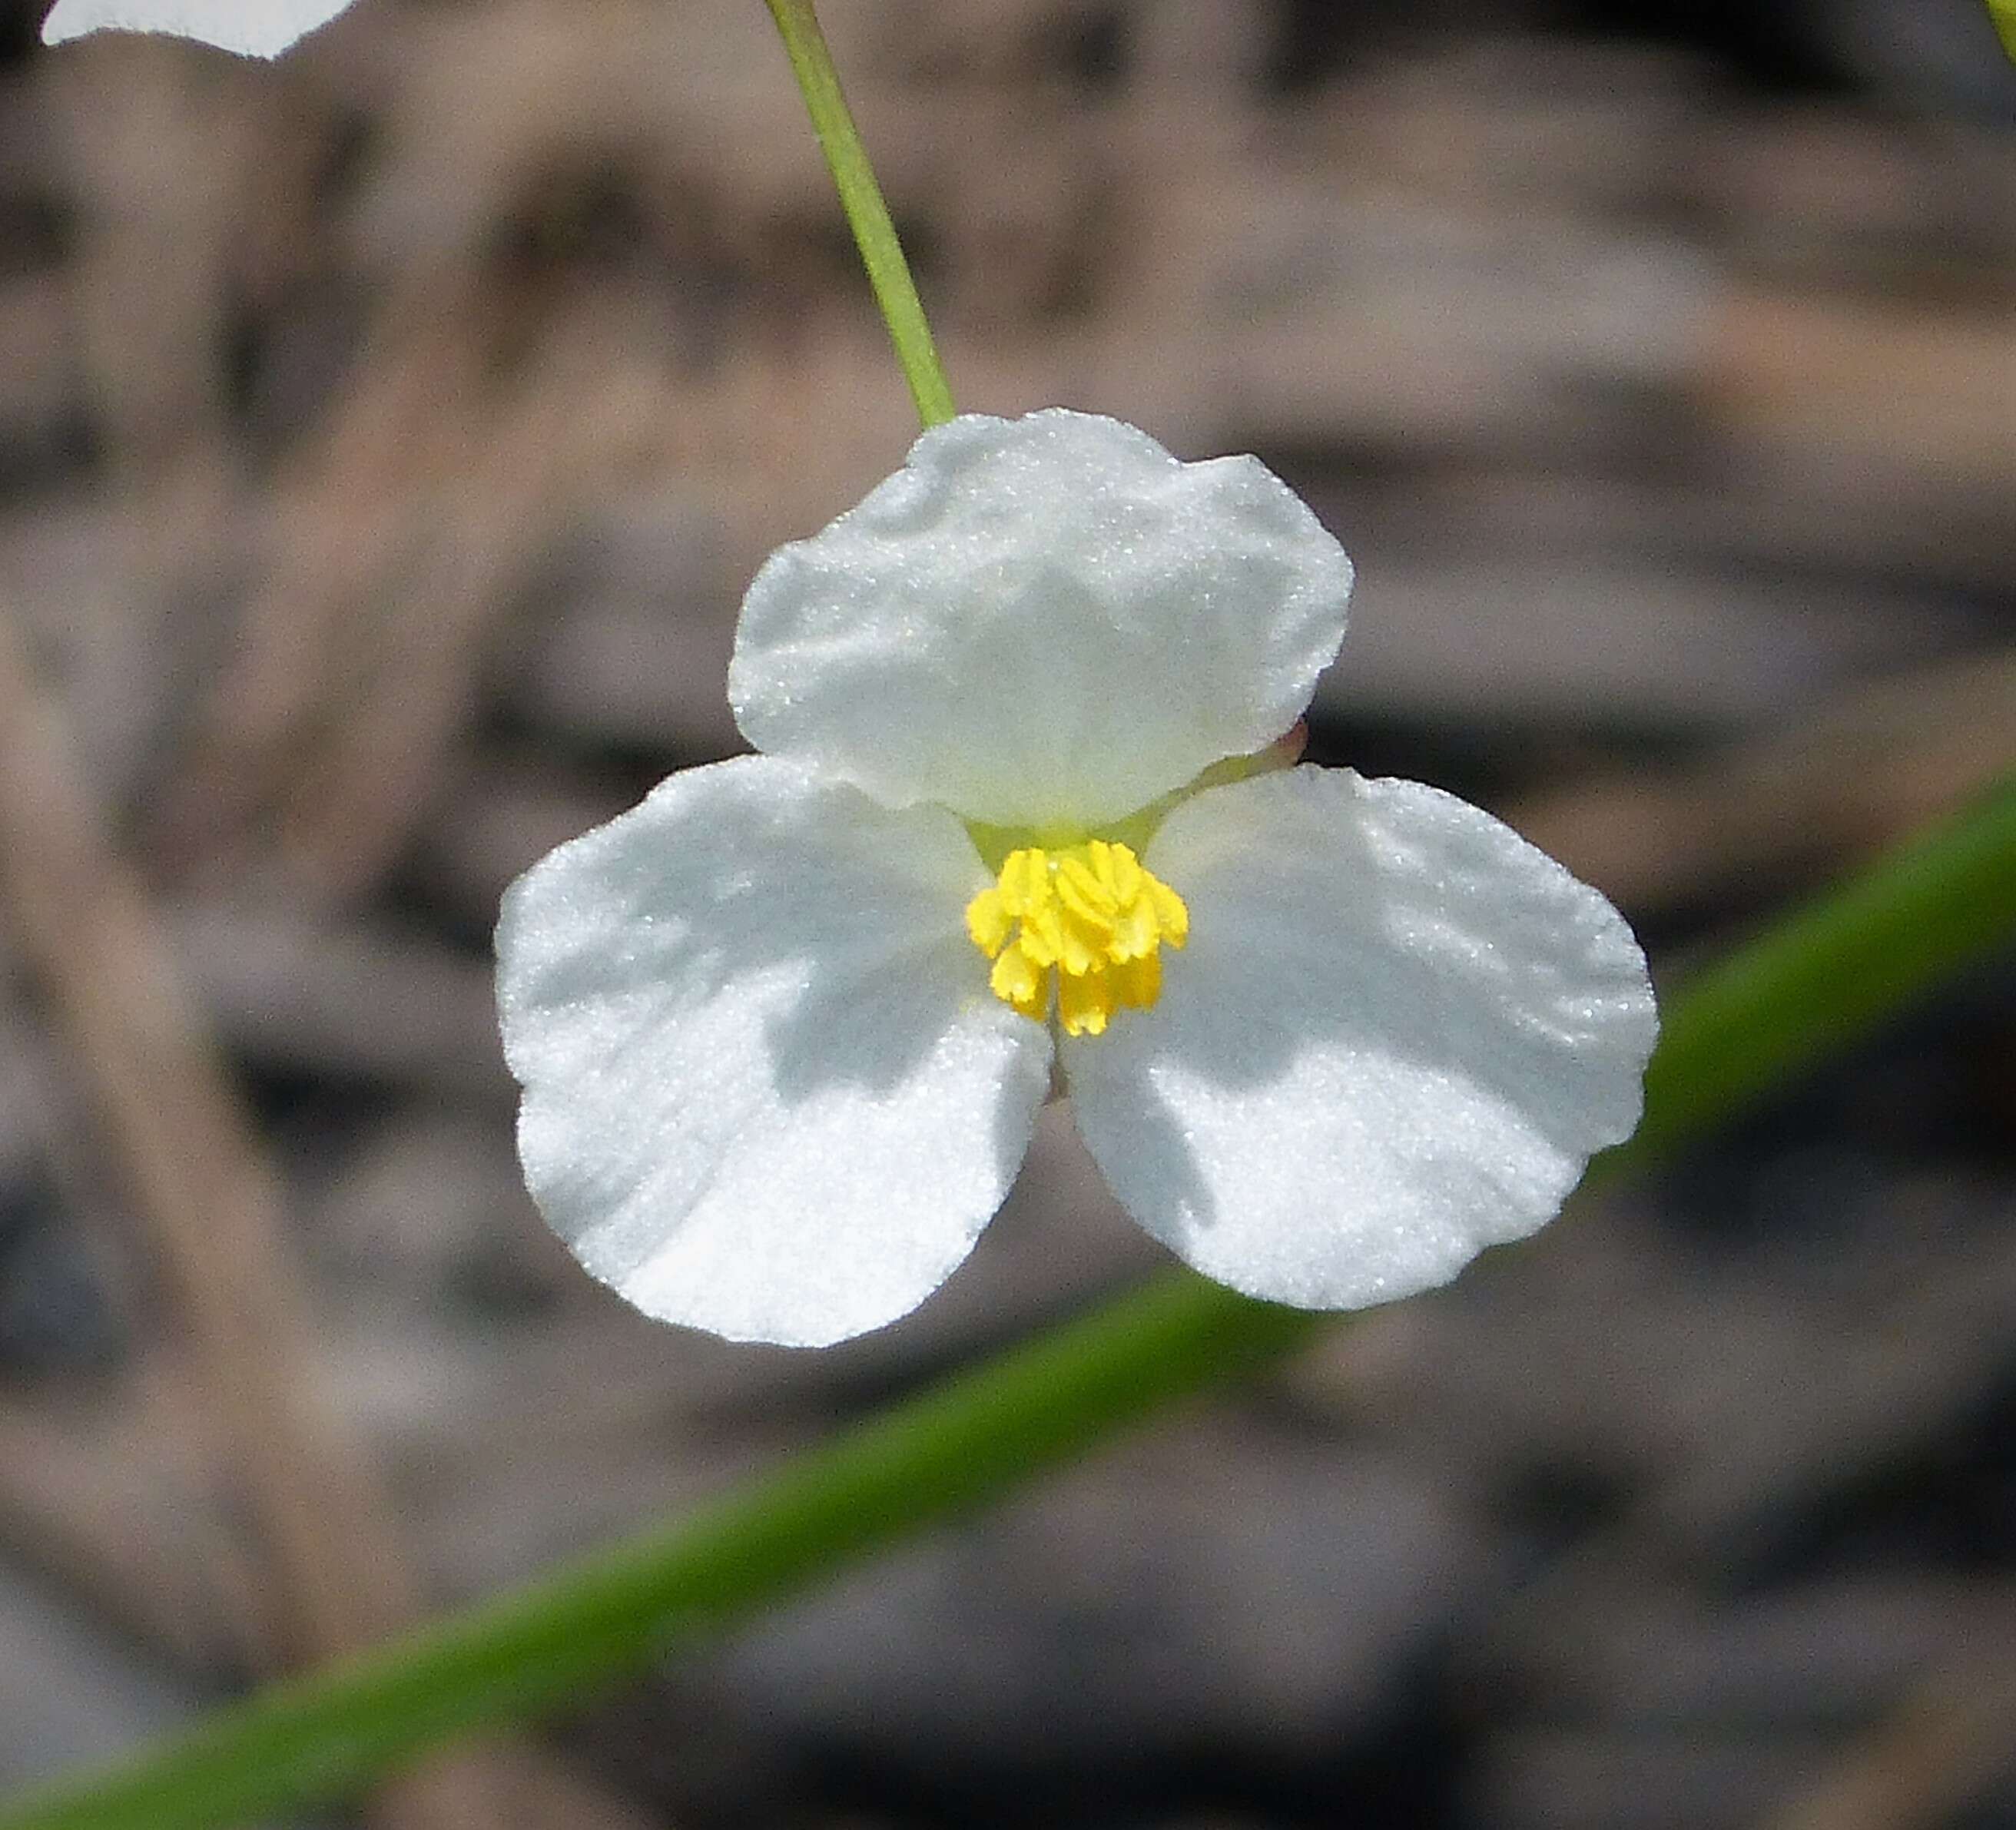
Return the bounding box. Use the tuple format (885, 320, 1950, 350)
(0, 1, 2012, 1825)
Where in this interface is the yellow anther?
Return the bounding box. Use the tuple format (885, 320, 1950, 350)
(1114, 951, 1161, 1009)
(988, 943, 1047, 1023)
(965, 887, 1012, 956)
(965, 840, 1189, 1036)
(1053, 856, 1118, 923)
(1057, 964, 1113, 1037)
(998, 848, 1049, 914)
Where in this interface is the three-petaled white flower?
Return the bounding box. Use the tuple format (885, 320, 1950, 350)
(41, 0, 353, 58)
(496, 412, 1657, 1346)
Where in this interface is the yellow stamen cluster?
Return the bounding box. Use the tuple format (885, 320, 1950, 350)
(965, 840, 1189, 1037)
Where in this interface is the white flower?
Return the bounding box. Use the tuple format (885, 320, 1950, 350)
(496, 410, 1657, 1347)
(41, 0, 356, 58)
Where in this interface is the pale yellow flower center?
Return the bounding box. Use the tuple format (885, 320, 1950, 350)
(964, 840, 1189, 1037)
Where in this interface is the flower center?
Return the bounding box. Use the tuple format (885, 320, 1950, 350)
(964, 840, 1189, 1037)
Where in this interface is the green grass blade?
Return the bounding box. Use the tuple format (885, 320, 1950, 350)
(4, 777, 2012, 1830)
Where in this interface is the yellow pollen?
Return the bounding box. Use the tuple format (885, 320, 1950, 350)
(965, 840, 1189, 1036)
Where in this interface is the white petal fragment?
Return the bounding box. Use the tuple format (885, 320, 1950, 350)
(496, 756, 1053, 1347)
(41, 0, 353, 57)
(1064, 768, 1657, 1310)
(731, 410, 1353, 832)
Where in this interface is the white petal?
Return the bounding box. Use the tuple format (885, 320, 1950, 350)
(1063, 767, 1656, 1310)
(496, 756, 1053, 1347)
(41, 0, 353, 55)
(730, 410, 1352, 832)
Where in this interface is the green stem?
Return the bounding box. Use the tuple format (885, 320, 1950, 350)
(2, 1278, 1315, 1830)
(764, 0, 955, 427)
(1989, 0, 2016, 64)
(1608, 772, 2016, 1176)
(4, 779, 2012, 1830)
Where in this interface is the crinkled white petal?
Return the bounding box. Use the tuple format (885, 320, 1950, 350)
(730, 410, 1353, 832)
(496, 755, 1053, 1347)
(1063, 767, 1656, 1309)
(41, 0, 353, 55)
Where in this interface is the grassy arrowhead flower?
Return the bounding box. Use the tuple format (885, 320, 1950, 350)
(41, 0, 356, 56)
(496, 410, 1656, 1346)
